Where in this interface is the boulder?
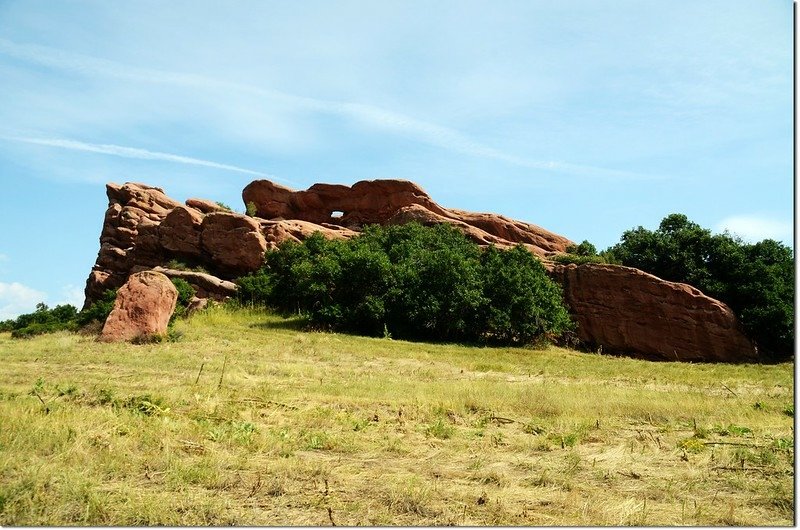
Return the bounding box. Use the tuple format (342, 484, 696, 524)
(99, 271, 178, 342)
(548, 263, 757, 362)
(200, 212, 267, 275)
(160, 206, 205, 257)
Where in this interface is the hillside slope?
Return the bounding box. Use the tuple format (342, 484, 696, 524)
(0, 306, 792, 525)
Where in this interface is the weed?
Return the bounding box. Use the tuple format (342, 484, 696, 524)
(122, 394, 169, 416)
(677, 437, 706, 453)
(522, 422, 546, 435)
(424, 418, 454, 440)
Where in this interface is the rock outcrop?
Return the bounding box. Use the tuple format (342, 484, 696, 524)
(84, 178, 757, 362)
(242, 179, 571, 256)
(548, 263, 756, 362)
(100, 271, 178, 342)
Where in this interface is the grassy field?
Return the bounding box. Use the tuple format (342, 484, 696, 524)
(0, 305, 794, 526)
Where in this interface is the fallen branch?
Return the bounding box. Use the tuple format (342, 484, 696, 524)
(721, 383, 738, 397)
(490, 413, 517, 425)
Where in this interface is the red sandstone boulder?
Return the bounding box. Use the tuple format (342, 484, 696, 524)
(160, 206, 205, 257)
(200, 212, 267, 275)
(548, 263, 757, 362)
(99, 271, 178, 342)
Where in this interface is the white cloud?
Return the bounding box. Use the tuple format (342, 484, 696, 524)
(58, 284, 85, 309)
(715, 215, 793, 243)
(0, 37, 657, 181)
(4, 136, 275, 179)
(0, 282, 47, 321)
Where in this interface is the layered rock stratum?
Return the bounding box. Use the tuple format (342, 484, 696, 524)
(84, 179, 756, 362)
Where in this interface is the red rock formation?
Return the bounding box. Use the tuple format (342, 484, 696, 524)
(160, 206, 204, 257)
(259, 219, 358, 249)
(243, 179, 571, 256)
(83, 178, 758, 362)
(200, 212, 267, 274)
(84, 183, 182, 306)
(99, 270, 177, 342)
(548, 263, 756, 362)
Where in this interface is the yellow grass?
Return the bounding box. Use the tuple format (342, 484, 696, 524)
(0, 305, 793, 525)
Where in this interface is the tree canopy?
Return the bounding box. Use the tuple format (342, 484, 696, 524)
(238, 222, 573, 346)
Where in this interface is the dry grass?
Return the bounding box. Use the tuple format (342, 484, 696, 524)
(0, 305, 793, 525)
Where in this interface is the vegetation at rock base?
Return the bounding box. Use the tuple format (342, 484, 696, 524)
(0, 305, 792, 526)
(4, 278, 195, 339)
(604, 214, 794, 360)
(170, 277, 196, 322)
(75, 289, 117, 327)
(237, 222, 573, 346)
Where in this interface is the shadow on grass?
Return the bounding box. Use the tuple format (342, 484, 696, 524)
(249, 317, 309, 332)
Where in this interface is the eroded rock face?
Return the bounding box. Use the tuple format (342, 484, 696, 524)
(84, 183, 182, 306)
(100, 271, 178, 342)
(243, 179, 572, 256)
(160, 206, 204, 257)
(548, 263, 757, 362)
(200, 212, 267, 274)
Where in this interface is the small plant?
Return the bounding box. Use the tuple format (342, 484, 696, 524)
(122, 394, 169, 416)
(170, 277, 196, 323)
(425, 418, 454, 440)
(523, 422, 546, 435)
(215, 201, 233, 212)
(783, 404, 793, 417)
(678, 437, 706, 453)
(76, 289, 117, 327)
(245, 201, 257, 217)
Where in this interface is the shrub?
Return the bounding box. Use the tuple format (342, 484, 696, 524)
(480, 246, 573, 344)
(238, 222, 573, 346)
(8, 302, 79, 338)
(76, 289, 117, 327)
(553, 240, 610, 265)
(170, 277, 196, 322)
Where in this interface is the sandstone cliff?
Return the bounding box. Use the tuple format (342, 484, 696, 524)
(84, 179, 756, 363)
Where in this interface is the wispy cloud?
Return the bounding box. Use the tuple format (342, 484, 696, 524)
(0, 37, 657, 181)
(715, 215, 793, 243)
(2, 135, 291, 181)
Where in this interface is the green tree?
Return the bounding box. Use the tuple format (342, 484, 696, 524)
(239, 222, 573, 346)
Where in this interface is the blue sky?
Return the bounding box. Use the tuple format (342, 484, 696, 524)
(0, 0, 793, 319)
